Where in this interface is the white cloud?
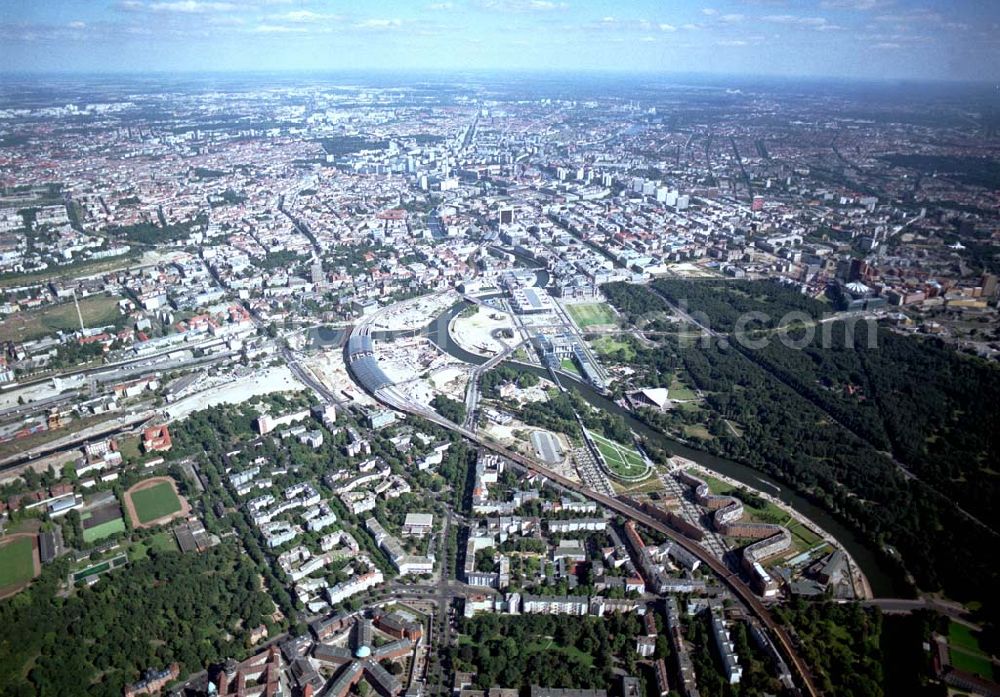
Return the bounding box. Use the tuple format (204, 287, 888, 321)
(659, 23, 677, 32)
(875, 9, 941, 24)
(820, 0, 889, 9)
(427, 2, 454, 9)
(476, 0, 568, 12)
(717, 39, 748, 46)
(720, 13, 745, 24)
(271, 10, 342, 23)
(355, 18, 404, 29)
(208, 15, 244, 26)
(254, 23, 307, 33)
(762, 14, 831, 28)
(68, 21, 87, 29)
(702, 8, 718, 16)
(149, 1, 236, 13)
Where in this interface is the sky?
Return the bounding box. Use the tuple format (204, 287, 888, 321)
(0, 0, 998, 81)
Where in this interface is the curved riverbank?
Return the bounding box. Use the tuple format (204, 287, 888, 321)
(425, 297, 904, 597)
(676, 456, 873, 600)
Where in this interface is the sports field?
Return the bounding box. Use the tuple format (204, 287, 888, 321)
(566, 302, 616, 328)
(81, 500, 127, 543)
(128, 480, 183, 525)
(588, 430, 650, 480)
(0, 536, 37, 592)
(0, 294, 122, 343)
(83, 517, 126, 543)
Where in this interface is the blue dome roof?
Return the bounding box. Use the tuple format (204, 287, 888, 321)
(355, 645, 371, 659)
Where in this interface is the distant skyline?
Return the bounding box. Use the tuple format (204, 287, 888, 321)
(0, 0, 998, 82)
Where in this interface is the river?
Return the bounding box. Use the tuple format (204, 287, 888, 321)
(425, 297, 904, 597)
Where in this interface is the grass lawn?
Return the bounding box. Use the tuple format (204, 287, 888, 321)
(0, 537, 35, 590)
(0, 294, 122, 343)
(525, 638, 594, 667)
(689, 470, 789, 527)
(131, 531, 178, 560)
(668, 375, 699, 401)
(560, 358, 582, 377)
(82, 517, 126, 543)
(590, 335, 635, 361)
(787, 521, 823, 550)
(949, 623, 984, 654)
(566, 302, 616, 328)
(589, 430, 649, 479)
(683, 424, 714, 441)
(950, 647, 995, 679)
(612, 476, 666, 495)
(695, 471, 734, 495)
(118, 436, 142, 463)
(130, 482, 182, 524)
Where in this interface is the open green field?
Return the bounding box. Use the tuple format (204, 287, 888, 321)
(668, 375, 699, 401)
(690, 470, 789, 526)
(589, 335, 635, 361)
(525, 638, 594, 667)
(118, 435, 142, 462)
(0, 294, 122, 342)
(130, 531, 178, 560)
(566, 302, 616, 328)
(950, 647, 996, 680)
(683, 424, 714, 441)
(612, 475, 666, 496)
(589, 430, 649, 480)
(947, 622, 996, 679)
(689, 469, 829, 557)
(949, 622, 985, 654)
(130, 482, 182, 524)
(786, 520, 823, 550)
(82, 517, 126, 543)
(0, 537, 35, 590)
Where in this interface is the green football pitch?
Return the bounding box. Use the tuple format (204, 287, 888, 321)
(130, 482, 182, 524)
(0, 537, 36, 591)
